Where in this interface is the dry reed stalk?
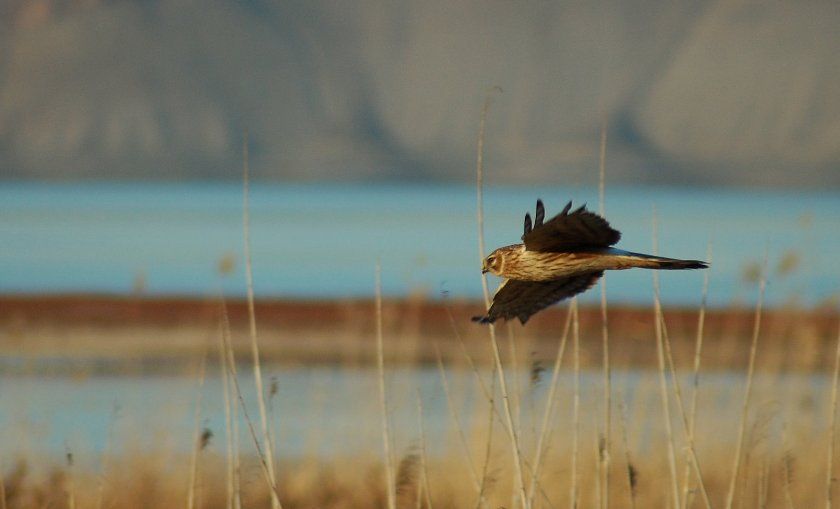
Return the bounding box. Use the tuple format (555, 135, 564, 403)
(0, 460, 6, 509)
(475, 88, 530, 509)
(219, 299, 281, 503)
(0, 471, 5, 509)
(241, 132, 281, 509)
(782, 447, 796, 509)
(64, 445, 76, 509)
(759, 461, 769, 509)
(650, 241, 713, 508)
(826, 320, 840, 509)
(95, 402, 120, 509)
(443, 304, 500, 420)
(476, 365, 498, 509)
(657, 312, 713, 509)
(724, 258, 767, 509)
(598, 112, 611, 509)
(593, 426, 603, 509)
(618, 399, 637, 509)
(219, 299, 243, 509)
(527, 304, 573, 507)
(681, 243, 712, 509)
(506, 322, 524, 445)
(571, 298, 581, 509)
(376, 263, 397, 509)
(433, 343, 482, 494)
(186, 353, 208, 509)
(416, 392, 434, 509)
(651, 211, 682, 509)
(217, 309, 236, 509)
(441, 303, 496, 509)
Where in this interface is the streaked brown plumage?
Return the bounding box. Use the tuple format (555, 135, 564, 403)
(473, 200, 708, 324)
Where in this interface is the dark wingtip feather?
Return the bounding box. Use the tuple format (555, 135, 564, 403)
(472, 315, 493, 324)
(535, 200, 545, 226)
(659, 259, 710, 270)
(560, 201, 572, 215)
(524, 213, 532, 234)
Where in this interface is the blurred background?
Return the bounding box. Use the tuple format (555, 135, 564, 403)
(1, 0, 839, 185)
(1, 4, 840, 507)
(1, 0, 838, 305)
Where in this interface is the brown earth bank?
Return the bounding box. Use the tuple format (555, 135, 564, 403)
(1, 294, 838, 373)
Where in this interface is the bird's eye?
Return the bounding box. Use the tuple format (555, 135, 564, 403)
(487, 256, 495, 264)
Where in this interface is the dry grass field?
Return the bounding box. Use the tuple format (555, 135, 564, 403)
(1, 293, 839, 509)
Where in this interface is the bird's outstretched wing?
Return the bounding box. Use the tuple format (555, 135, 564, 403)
(472, 272, 603, 324)
(522, 200, 620, 252)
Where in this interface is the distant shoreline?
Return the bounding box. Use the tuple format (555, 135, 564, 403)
(1, 293, 837, 373)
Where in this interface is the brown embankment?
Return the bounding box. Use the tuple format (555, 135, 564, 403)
(1, 293, 837, 372)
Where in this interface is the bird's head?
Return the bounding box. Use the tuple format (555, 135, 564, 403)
(482, 249, 506, 276)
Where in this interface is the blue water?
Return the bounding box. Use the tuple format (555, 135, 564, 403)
(1, 182, 838, 306)
(0, 367, 832, 461)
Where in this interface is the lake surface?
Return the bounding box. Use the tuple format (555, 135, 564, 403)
(0, 366, 832, 463)
(1, 182, 838, 306)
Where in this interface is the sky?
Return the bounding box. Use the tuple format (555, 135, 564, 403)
(1, 0, 838, 187)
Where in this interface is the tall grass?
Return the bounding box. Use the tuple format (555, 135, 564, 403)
(475, 88, 530, 509)
(725, 257, 767, 509)
(826, 320, 840, 509)
(598, 113, 612, 509)
(241, 132, 281, 509)
(375, 262, 397, 509)
(651, 210, 682, 509)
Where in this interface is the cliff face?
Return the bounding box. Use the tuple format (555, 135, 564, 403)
(1, 0, 838, 186)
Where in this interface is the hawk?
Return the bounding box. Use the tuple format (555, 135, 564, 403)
(473, 199, 708, 324)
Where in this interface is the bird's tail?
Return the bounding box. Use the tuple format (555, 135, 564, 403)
(609, 249, 708, 270)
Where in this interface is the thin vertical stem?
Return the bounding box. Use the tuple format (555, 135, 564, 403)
(618, 399, 637, 509)
(220, 298, 279, 503)
(476, 370, 497, 509)
(186, 354, 207, 509)
(217, 296, 236, 509)
(681, 243, 712, 509)
(528, 305, 573, 506)
(658, 310, 713, 509)
(434, 344, 482, 492)
(241, 132, 281, 509)
(475, 88, 529, 509)
(219, 300, 243, 509)
(724, 257, 766, 509)
(571, 298, 581, 509)
(416, 392, 434, 509)
(825, 319, 840, 509)
(376, 263, 397, 509)
(0, 459, 6, 509)
(598, 116, 611, 509)
(64, 445, 76, 509)
(652, 210, 682, 509)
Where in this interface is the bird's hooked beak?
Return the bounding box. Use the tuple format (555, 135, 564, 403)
(481, 260, 488, 274)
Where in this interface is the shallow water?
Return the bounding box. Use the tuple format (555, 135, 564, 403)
(0, 366, 832, 464)
(1, 182, 838, 306)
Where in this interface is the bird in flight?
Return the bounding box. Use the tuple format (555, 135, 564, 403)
(473, 199, 708, 324)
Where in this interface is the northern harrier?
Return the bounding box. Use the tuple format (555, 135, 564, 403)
(473, 200, 708, 324)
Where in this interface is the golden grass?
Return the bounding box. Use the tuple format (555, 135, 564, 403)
(2, 422, 838, 509)
(1, 294, 838, 509)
